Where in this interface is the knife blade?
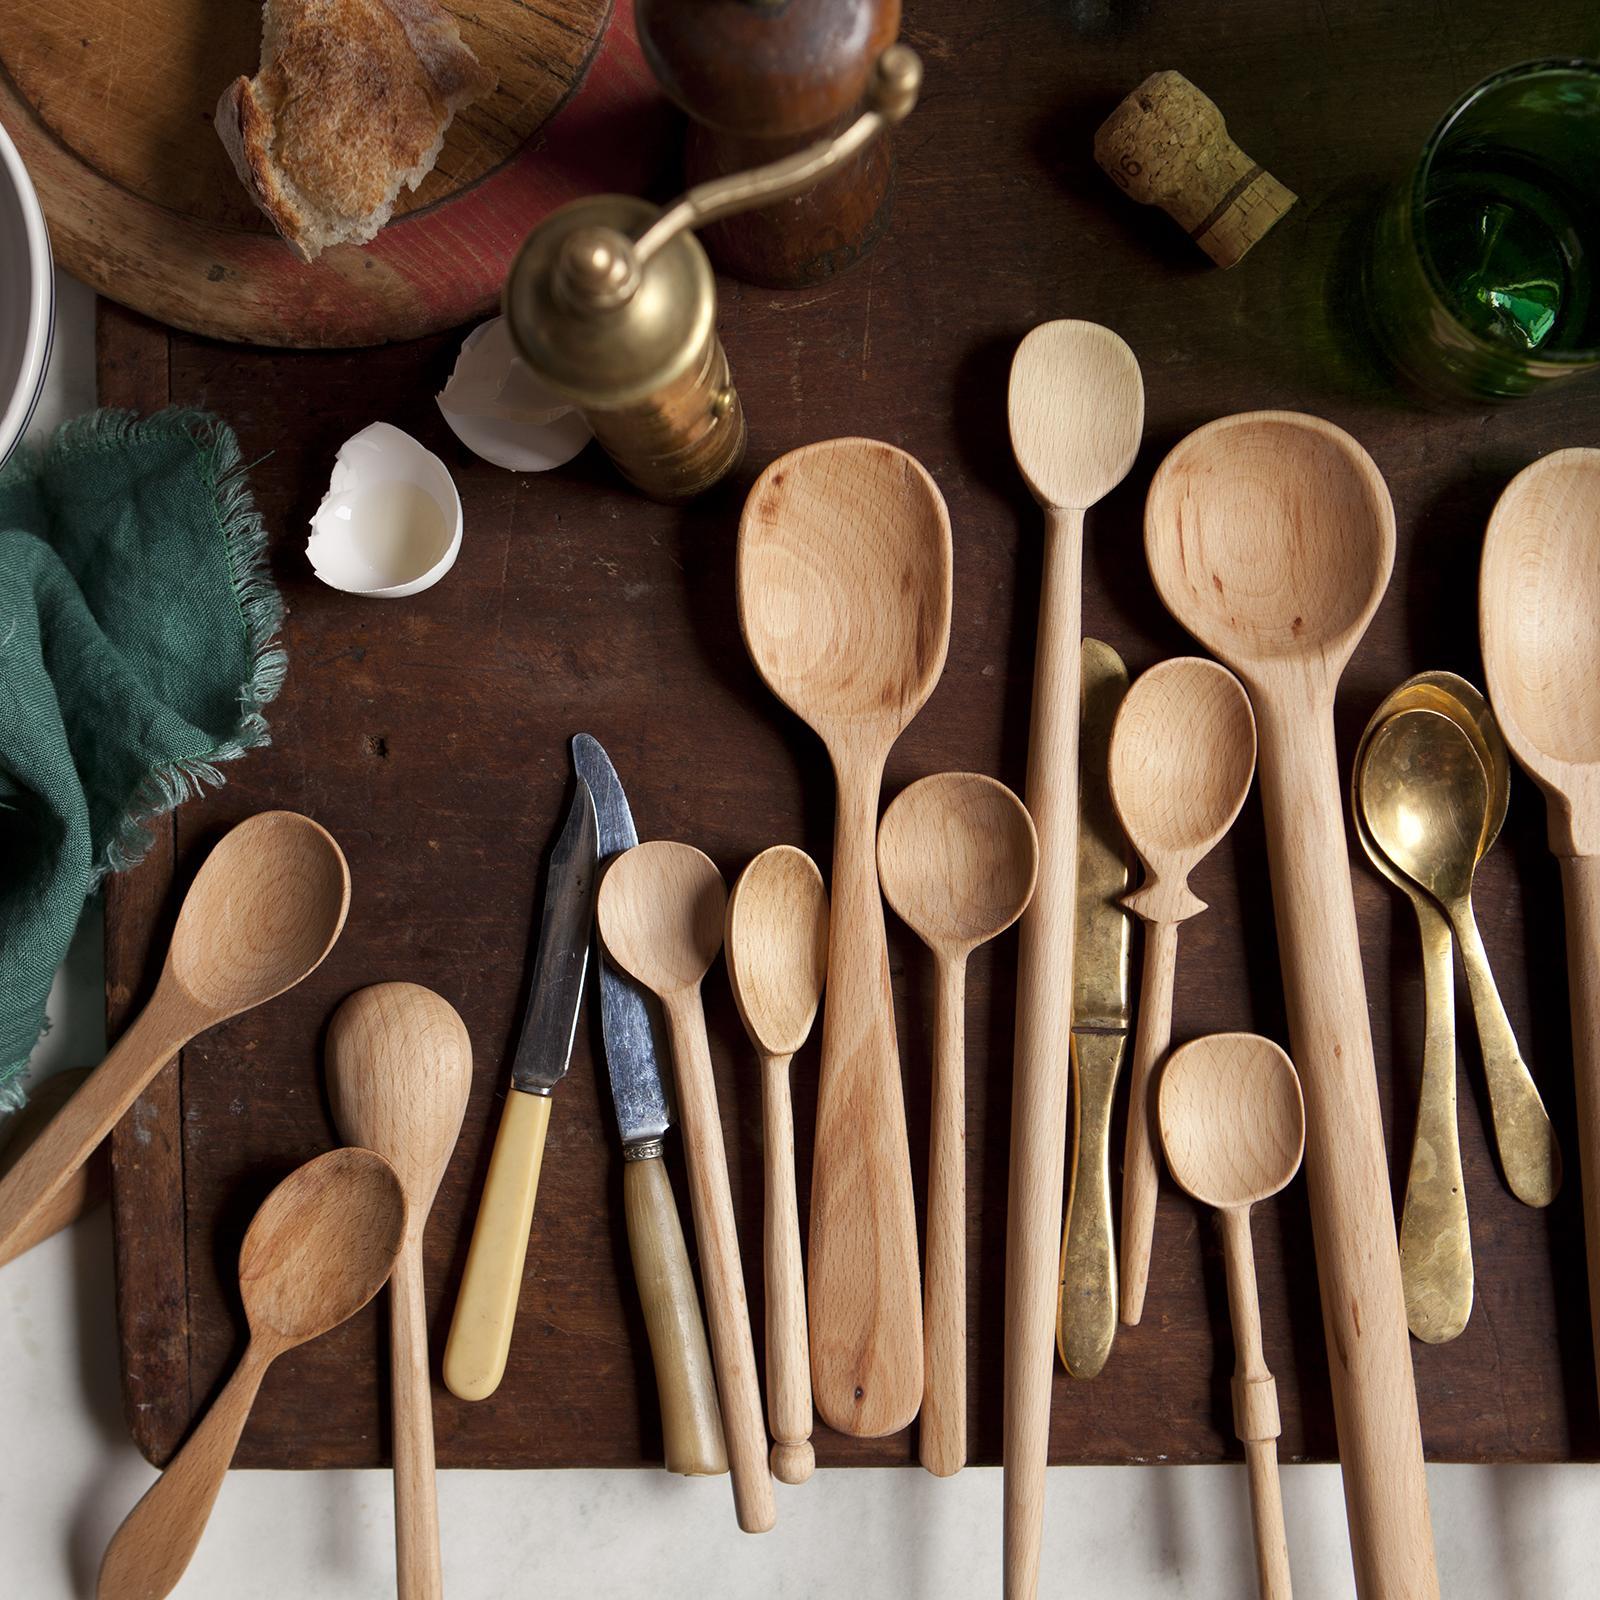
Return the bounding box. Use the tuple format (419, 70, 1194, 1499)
(570, 733, 728, 1478)
(1057, 639, 1134, 1379)
(443, 776, 597, 1402)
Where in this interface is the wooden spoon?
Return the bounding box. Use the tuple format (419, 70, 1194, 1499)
(1480, 446, 1600, 1405)
(1159, 1033, 1305, 1600)
(1145, 412, 1438, 1598)
(327, 984, 473, 1600)
(878, 773, 1037, 1478)
(98, 1147, 406, 1600)
(725, 845, 829, 1486)
(1004, 320, 1143, 1596)
(0, 812, 350, 1268)
(598, 842, 776, 1534)
(1110, 656, 1257, 1327)
(738, 437, 951, 1439)
(0, 1068, 107, 1268)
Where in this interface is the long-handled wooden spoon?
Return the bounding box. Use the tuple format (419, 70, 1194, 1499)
(1146, 412, 1438, 1599)
(0, 812, 350, 1266)
(1004, 320, 1143, 1597)
(598, 842, 776, 1534)
(1111, 656, 1256, 1326)
(725, 846, 829, 1486)
(98, 1147, 406, 1600)
(739, 437, 951, 1439)
(878, 773, 1036, 1477)
(327, 984, 473, 1600)
(1160, 1033, 1304, 1600)
(1480, 446, 1600, 1407)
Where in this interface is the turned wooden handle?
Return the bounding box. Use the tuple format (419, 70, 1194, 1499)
(665, 991, 776, 1533)
(623, 1149, 729, 1477)
(0, 1068, 109, 1268)
(443, 1088, 551, 1402)
(761, 1052, 814, 1484)
(390, 1243, 442, 1600)
(1559, 856, 1600, 1411)
(1005, 506, 1084, 1598)
(98, 1343, 271, 1600)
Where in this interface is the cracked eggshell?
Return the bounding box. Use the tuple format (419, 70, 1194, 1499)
(436, 315, 593, 472)
(307, 421, 463, 599)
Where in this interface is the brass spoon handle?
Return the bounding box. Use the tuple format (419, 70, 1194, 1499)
(1450, 899, 1561, 1208)
(1398, 897, 1473, 1344)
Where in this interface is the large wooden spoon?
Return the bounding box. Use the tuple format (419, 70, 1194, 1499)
(598, 842, 776, 1534)
(0, 812, 350, 1266)
(98, 1147, 406, 1600)
(878, 773, 1037, 1479)
(739, 437, 951, 1439)
(1004, 320, 1143, 1597)
(1145, 412, 1438, 1599)
(1480, 446, 1600, 1406)
(327, 984, 473, 1600)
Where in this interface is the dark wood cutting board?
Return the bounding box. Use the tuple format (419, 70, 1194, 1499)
(104, 0, 1600, 1471)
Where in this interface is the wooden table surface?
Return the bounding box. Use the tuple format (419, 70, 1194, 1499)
(104, 0, 1600, 1470)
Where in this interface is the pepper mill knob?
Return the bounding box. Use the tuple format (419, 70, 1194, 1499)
(636, 0, 903, 288)
(1094, 70, 1296, 268)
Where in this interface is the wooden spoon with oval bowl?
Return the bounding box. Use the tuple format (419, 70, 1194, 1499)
(98, 1147, 407, 1600)
(1145, 412, 1437, 1599)
(738, 438, 951, 1440)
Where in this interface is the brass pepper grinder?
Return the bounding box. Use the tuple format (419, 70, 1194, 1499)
(636, 0, 903, 288)
(504, 43, 921, 502)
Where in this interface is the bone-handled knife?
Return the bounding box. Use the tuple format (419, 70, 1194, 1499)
(1056, 639, 1135, 1379)
(444, 774, 598, 1403)
(574, 732, 728, 1476)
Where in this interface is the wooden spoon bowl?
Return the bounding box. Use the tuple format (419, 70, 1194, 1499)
(599, 842, 726, 995)
(725, 846, 829, 1059)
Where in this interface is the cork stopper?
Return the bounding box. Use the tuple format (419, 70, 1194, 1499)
(1094, 71, 1296, 268)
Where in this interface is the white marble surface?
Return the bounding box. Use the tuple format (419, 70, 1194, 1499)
(3, 269, 1595, 1598)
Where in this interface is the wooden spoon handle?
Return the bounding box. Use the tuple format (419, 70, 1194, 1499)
(0, 998, 192, 1267)
(0, 1068, 109, 1268)
(1006, 505, 1083, 1599)
(98, 1342, 271, 1600)
(1558, 856, 1600, 1413)
(760, 1052, 814, 1484)
(665, 991, 775, 1533)
(389, 1242, 442, 1600)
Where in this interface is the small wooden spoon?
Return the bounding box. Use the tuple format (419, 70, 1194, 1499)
(0, 812, 350, 1266)
(725, 846, 829, 1486)
(598, 842, 776, 1534)
(1005, 320, 1143, 1596)
(1110, 656, 1257, 1327)
(739, 437, 951, 1439)
(327, 984, 473, 1600)
(98, 1147, 406, 1600)
(1480, 446, 1600, 1404)
(1160, 1033, 1304, 1600)
(878, 773, 1037, 1478)
(1146, 412, 1438, 1597)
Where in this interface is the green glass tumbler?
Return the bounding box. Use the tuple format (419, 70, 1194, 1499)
(1365, 59, 1600, 400)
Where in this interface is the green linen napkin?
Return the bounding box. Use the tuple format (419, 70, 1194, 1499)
(0, 410, 285, 1107)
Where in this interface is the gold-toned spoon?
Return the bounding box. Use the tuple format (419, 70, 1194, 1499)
(98, 1147, 406, 1600)
(724, 846, 829, 1486)
(878, 773, 1038, 1477)
(1362, 709, 1560, 1211)
(327, 984, 473, 1600)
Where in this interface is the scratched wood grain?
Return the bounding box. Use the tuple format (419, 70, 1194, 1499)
(105, 0, 1600, 1468)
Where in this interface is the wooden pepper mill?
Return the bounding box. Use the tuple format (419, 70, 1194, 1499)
(635, 0, 903, 287)
(1094, 71, 1296, 268)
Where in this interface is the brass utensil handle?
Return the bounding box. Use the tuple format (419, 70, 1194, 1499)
(633, 45, 923, 266)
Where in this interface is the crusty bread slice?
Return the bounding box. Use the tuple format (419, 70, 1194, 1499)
(216, 0, 496, 261)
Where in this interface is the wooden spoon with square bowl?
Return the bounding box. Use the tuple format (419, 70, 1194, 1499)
(598, 842, 776, 1533)
(327, 983, 474, 1600)
(98, 1147, 407, 1600)
(0, 811, 351, 1267)
(1145, 412, 1438, 1599)
(1480, 447, 1600, 1407)
(1111, 656, 1257, 1328)
(738, 438, 952, 1440)
(878, 773, 1037, 1478)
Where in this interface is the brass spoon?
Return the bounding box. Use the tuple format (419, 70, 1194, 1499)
(877, 773, 1038, 1477)
(98, 1148, 407, 1600)
(1362, 709, 1561, 1210)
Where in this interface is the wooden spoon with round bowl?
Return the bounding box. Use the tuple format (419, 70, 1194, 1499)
(878, 772, 1037, 1478)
